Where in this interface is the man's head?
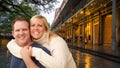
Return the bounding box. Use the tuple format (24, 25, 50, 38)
(11, 18, 31, 47)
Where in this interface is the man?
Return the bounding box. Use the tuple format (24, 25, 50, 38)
(7, 17, 51, 68)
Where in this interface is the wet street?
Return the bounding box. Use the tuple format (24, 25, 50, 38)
(0, 46, 120, 68)
(70, 48, 120, 68)
(0, 47, 9, 68)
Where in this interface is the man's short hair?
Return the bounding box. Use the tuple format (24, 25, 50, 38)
(11, 17, 30, 30)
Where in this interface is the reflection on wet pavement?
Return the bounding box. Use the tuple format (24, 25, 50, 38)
(0, 49, 9, 68)
(0, 47, 120, 68)
(70, 49, 120, 68)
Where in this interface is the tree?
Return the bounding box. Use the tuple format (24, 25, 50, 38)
(0, 0, 58, 32)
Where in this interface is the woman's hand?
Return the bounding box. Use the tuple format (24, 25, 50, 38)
(20, 45, 32, 58)
(20, 46, 39, 68)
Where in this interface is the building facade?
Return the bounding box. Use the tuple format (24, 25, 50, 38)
(52, 0, 120, 51)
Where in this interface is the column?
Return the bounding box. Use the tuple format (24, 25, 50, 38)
(112, 0, 116, 51)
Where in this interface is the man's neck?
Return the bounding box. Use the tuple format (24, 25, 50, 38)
(26, 40, 33, 46)
(16, 40, 33, 47)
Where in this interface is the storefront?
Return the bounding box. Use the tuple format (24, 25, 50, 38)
(52, 0, 120, 49)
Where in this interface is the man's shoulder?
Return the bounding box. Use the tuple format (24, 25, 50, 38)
(31, 42, 42, 47)
(32, 42, 51, 55)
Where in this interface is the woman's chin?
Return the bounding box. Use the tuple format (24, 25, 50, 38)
(32, 37, 40, 40)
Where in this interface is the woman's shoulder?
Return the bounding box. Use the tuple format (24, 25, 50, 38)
(49, 31, 66, 43)
(51, 35, 66, 43)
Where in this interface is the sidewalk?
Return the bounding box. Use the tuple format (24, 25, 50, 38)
(84, 44, 120, 57)
(70, 48, 120, 68)
(69, 43, 120, 63)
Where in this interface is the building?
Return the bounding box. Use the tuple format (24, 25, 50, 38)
(51, 0, 120, 51)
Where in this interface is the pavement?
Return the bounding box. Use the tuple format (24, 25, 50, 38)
(0, 44, 120, 68)
(69, 43, 120, 63)
(0, 46, 9, 68)
(70, 48, 120, 68)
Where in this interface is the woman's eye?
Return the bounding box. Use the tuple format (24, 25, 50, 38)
(38, 25, 42, 27)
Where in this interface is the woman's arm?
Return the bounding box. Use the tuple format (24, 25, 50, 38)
(7, 39, 22, 58)
(7, 38, 73, 68)
(32, 37, 69, 68)
(7, 41, 39, 68)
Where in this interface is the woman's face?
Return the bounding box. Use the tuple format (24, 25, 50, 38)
(30, 18, 46, 39)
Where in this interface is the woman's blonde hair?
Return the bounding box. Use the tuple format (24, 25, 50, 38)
(30, 15, 50, 32)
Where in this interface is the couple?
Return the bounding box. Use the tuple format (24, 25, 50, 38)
(7, 15, 77, 68)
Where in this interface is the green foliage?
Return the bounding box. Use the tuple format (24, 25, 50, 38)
(0, 0, 58, 33)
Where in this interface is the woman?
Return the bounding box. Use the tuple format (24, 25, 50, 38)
(7, 15, 77, 68)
